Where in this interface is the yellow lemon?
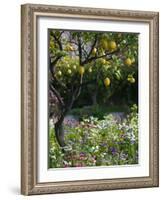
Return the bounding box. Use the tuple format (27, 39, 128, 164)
(104, 77, 111, 87)
(108, 41, 117, 50)
(130, 77, 135, 83)
(92, 48, 97, 55)
(79, 66, 85, 75)
(100, 58, 106, 65)
(125, 58, 132, 66)
(127, 74, 135, 83)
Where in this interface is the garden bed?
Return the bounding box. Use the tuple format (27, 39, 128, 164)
(49, 104, 138, 168)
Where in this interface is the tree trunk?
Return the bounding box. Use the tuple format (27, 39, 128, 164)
(92, 94, 97, 105)
(92, 91, 98, 105)
(54, 118, 65, 147)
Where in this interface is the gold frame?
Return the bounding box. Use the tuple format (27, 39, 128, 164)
(21, 4, 159, 195)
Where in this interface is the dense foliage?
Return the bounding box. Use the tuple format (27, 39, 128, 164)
(49, 30, 138, 108)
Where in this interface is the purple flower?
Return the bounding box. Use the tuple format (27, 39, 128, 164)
(110, 147, 117, 155)
(79, 152, 85, 157)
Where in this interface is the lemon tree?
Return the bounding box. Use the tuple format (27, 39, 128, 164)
(49, 30, 138, 147)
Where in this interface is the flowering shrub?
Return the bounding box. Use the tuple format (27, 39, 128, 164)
(49, 105, 138, 168)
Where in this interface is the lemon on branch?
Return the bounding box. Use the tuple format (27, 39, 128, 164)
(130, 77, 135, 83)
(125, 58, 132, 66)
(127, 74, 135, 83)
(92, 47, 97, 55)
(79, 66, 85, 75)
(104, 77, 111, 87)
(108, 41, 117, 51)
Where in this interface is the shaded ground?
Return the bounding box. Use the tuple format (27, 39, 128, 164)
(50, 105, 128, 129)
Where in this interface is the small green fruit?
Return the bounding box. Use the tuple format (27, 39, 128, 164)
(88, 68, 92, 73)
(73, 65, 77, 70)
(67, 69, 72, 74)
(57, 71, 62, 76)
(130, 77, 135, 83)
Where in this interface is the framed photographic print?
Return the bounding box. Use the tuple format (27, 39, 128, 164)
(21, 4, 159, 195)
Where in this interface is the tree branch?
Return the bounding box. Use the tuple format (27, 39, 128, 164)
(81, 46, 88, 59)
(58, 31, 64, 40)
(51, 31, 63, 51)
(49, 84, 65, 107)
(49, 45, 66, 89)
(63, 85, 76, 115)
(74, 75, 83, 99)
(84, 34, 98, 62)
(77, 33, 82, 65)
(82, 49, 119, 65)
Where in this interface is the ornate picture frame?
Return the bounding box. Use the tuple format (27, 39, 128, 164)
(21, 4, 159, 195)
